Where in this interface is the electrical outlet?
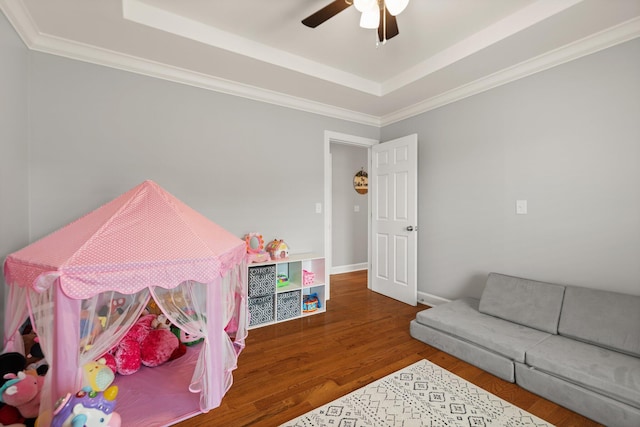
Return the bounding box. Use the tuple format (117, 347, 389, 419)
(516, 200, 527, 215)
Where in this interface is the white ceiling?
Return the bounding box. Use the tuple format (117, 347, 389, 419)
(2, 0, 640, 126)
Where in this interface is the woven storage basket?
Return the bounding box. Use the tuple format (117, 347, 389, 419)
(248, 265, 276, 297)
(248, 295, 275, 326)
(276, 290, 301, 321)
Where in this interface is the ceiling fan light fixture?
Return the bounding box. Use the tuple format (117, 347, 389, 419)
(359, 4, 380, 29)
(354, 0, 376, 13)
(385, 0, 409, 16)
(301, 0, 405, 42)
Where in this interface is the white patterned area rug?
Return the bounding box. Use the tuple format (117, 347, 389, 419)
(280, 359, 553, 427)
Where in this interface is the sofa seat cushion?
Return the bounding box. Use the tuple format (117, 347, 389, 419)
(525, 335, 640, 409)
(415, 298, 551, 363)
(559, 286, 640, 357)
(478, 273, 565, 334)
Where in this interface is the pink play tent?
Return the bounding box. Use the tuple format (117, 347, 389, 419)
(2, 180, 247, 426)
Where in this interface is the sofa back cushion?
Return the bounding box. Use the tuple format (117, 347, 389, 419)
(478, 273, 565, 334)
(558, 286, 640, 357)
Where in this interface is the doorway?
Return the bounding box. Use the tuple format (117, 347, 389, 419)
(323, 131, 378, 291)
(331, 143, 368, 273)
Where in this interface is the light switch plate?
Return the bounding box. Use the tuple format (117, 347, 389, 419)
(516, 200, 527, 215)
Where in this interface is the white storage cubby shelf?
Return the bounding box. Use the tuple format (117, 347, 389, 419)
(247, 253, 327, 329)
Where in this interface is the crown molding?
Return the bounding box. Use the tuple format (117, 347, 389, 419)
(122, 0, 382, 97)
(381, 16, 640, 126)
(0, 0, 39, 46)
(2, 0, 638, 129)
(0, 0, 380, 127)
(381, 0, 583, 95)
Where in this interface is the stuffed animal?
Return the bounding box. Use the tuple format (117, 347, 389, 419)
(0, 353, 28, 427)
(171, 322, 204, 347)
(1, 333, 44, 427)
(0, 371, 44, 419)
(109, 314, 179, 376)
(82, 358, 115, 392)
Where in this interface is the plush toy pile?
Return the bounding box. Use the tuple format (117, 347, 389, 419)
(104, 313, 184, 376)
(0, 309, 197, 425)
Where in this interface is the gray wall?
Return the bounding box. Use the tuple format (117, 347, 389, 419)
(0, 13, 29, 343)
(382, 38, 640, 299)
(25, 51, 378, 257)
(331, 143, 368, 270)
(2, 11, 639, 325)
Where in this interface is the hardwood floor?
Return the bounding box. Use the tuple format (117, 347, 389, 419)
(175, 270, 601, 427)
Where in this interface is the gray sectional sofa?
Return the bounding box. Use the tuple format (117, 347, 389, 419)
(410, 272, 640, 427)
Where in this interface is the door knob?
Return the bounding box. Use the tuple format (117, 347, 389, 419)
(406, 225, 414, 231)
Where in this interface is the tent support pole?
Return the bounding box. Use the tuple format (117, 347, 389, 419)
(53, 285, 81, 401)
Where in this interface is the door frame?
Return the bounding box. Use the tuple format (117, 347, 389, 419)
(324, 131, 379, 291)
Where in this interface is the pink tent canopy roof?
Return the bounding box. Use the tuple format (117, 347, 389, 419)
(3, 180, 246, 299)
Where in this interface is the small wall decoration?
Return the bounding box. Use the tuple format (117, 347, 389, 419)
(353, 168, 368, 194)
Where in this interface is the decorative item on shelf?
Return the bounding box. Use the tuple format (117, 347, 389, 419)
(277, 273, 289, 288)
(303, 293, 321, 313)
(354, 168, 368, 194)
(244, 232, 270, 263)
(302, 270, 315, 287)
(265, 239, 289, 260)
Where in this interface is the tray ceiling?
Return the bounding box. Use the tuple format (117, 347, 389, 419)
(2, 0, 639, 125)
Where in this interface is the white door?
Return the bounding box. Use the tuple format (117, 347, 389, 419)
(371, 134, 418, 305)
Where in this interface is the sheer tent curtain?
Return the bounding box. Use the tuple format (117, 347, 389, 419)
(78, 290, 150, 366)
(27, 287, 56, 427)
(152, 282, 209, 406)
(26, 285, 151, 426)
(149, 261, 248, 411)
(221, 261, 248, 350)
(2, 284, 29, 354)
(219, 262, 247, 393)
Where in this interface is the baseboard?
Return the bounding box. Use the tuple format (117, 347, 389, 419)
(328, 269, 451, 307)
(331, 263, 368, 275)
(417, 291, 451, 307)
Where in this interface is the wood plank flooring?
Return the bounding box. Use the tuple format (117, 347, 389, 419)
(174, 270, 601, 427)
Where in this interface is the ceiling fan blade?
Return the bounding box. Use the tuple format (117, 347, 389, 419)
(377, 7, 399, 42)
(302, 0, 352, 28)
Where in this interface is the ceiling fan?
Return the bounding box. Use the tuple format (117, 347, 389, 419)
(302, 0, 409, 43)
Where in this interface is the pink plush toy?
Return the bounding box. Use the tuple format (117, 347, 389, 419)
(0, 371, 44, 419)
(110, 314, 179, 376)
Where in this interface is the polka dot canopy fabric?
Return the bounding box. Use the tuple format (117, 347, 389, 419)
(4, 180, 245, 298)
